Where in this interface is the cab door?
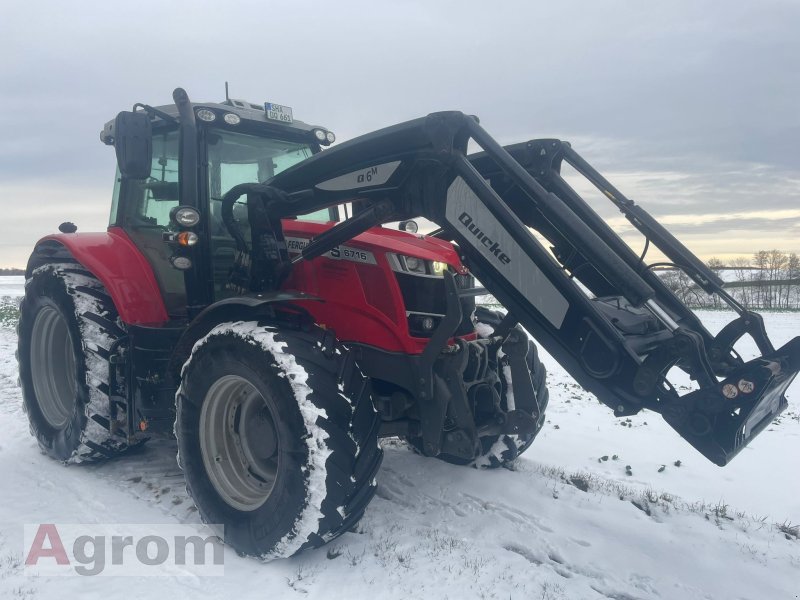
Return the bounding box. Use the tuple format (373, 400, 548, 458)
(115, 129, 188, 317)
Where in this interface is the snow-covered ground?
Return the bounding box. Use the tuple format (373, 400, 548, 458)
(1, 277, 798, 599)
(534, 309, 800, 524)
(0, 276, 24, 298)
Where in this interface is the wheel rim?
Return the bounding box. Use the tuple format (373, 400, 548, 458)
(30, 305, 77, 430)
(199, 375, 279, 511)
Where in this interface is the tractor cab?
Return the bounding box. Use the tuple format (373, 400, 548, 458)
(101, 94, 337, 317)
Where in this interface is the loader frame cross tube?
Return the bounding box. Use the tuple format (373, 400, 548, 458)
(258, 110, 799, 466)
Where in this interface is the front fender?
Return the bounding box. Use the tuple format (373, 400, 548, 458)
(27, 227, 169, 325)
(167, 291, 322, 378)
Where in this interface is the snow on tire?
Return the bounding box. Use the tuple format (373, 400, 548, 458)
(175, 321, 382, 559)
(17, 263, 139, 462)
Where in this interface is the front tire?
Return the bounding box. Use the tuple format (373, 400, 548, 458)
(176, 321, 382, 559)
(472, 306, 549, 468)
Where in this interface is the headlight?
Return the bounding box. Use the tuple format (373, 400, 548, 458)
(313, 129, 327, 142)
(325, 131, 336, 144)
(388, 253, 447, 277)
(404, 256, 424, 273)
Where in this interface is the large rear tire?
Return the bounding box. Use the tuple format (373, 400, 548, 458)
(176, 321, 382, 559)
(17, 264, 140, 462)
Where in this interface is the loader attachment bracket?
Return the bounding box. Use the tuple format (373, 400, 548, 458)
(662, 337, 800, 465)
(709, 311, 774, 374)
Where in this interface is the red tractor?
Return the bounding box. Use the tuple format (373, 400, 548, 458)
(17, 88, 799, 559)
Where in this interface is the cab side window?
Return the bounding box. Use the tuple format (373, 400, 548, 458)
(121, 129, 187, 316)
(132, 132, 181, 227)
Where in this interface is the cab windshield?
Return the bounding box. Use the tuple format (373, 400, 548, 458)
(206, 130, 330, 299)
(207, 130, 312, 200)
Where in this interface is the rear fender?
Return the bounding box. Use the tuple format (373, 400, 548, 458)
(27, 227, 169, 325)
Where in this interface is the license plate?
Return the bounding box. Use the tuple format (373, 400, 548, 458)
(264, 102, 293, 124)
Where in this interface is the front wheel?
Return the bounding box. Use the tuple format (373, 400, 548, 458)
(176, 321, 382, 559)
(471, 306, 549, 468)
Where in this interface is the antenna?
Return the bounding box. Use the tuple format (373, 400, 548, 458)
(225, 81, 230, 102)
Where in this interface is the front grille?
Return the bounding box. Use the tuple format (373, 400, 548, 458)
(395, 271, 476, 338)
(395, 273, 448, 315)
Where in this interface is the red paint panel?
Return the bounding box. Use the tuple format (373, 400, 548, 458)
(34, 227, 169, 325)
(280, 220, 462, 354)
(282, 220, 465, 271)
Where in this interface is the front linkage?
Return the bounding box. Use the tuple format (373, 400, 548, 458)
(249, 111, 800, 467)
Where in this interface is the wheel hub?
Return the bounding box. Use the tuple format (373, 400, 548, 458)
(30, 305, 77, 430)
(199, 375, 279, 511)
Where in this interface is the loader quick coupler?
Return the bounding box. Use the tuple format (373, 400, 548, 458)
(662, 337, 800, 465)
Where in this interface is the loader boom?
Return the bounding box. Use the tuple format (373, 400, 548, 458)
(249, 111, 800, 466)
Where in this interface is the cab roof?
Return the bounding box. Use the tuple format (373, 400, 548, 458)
(100, 98, 333, 146)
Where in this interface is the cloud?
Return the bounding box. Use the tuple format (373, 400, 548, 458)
(0, 0, 798, 266)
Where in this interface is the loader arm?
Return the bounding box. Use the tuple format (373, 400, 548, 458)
(257, 111, 799, 466)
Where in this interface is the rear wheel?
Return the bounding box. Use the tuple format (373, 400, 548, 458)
(17, 264, 139, 462)
(176, 321, 382, 559)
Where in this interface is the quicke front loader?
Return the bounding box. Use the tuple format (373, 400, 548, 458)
(17, 88, 799, 558)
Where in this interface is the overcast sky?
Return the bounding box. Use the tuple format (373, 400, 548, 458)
(1, 0, 798, 268)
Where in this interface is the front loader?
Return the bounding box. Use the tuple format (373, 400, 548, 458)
(16, 88, 799, 559)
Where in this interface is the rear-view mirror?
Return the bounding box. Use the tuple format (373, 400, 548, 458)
(113, 111, 152, 179)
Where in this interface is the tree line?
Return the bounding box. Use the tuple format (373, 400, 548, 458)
(658, 250, 800, 310)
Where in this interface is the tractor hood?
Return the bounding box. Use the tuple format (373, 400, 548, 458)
(282, 220, 466, 271)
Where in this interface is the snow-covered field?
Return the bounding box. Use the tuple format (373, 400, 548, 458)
(1, 276, 798, 599)
(0, 276, 24, 298)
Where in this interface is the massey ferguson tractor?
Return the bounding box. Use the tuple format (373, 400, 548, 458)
(17, 88, 799, 559)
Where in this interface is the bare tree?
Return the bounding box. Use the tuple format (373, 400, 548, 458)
(752, 251, 769, 307)
(766, 250, 788, 308)
(787, 253, 800, 309)
(655, 252, 799, 311)
(730, 257, 753, 308)
(706, 257, 725, 308)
